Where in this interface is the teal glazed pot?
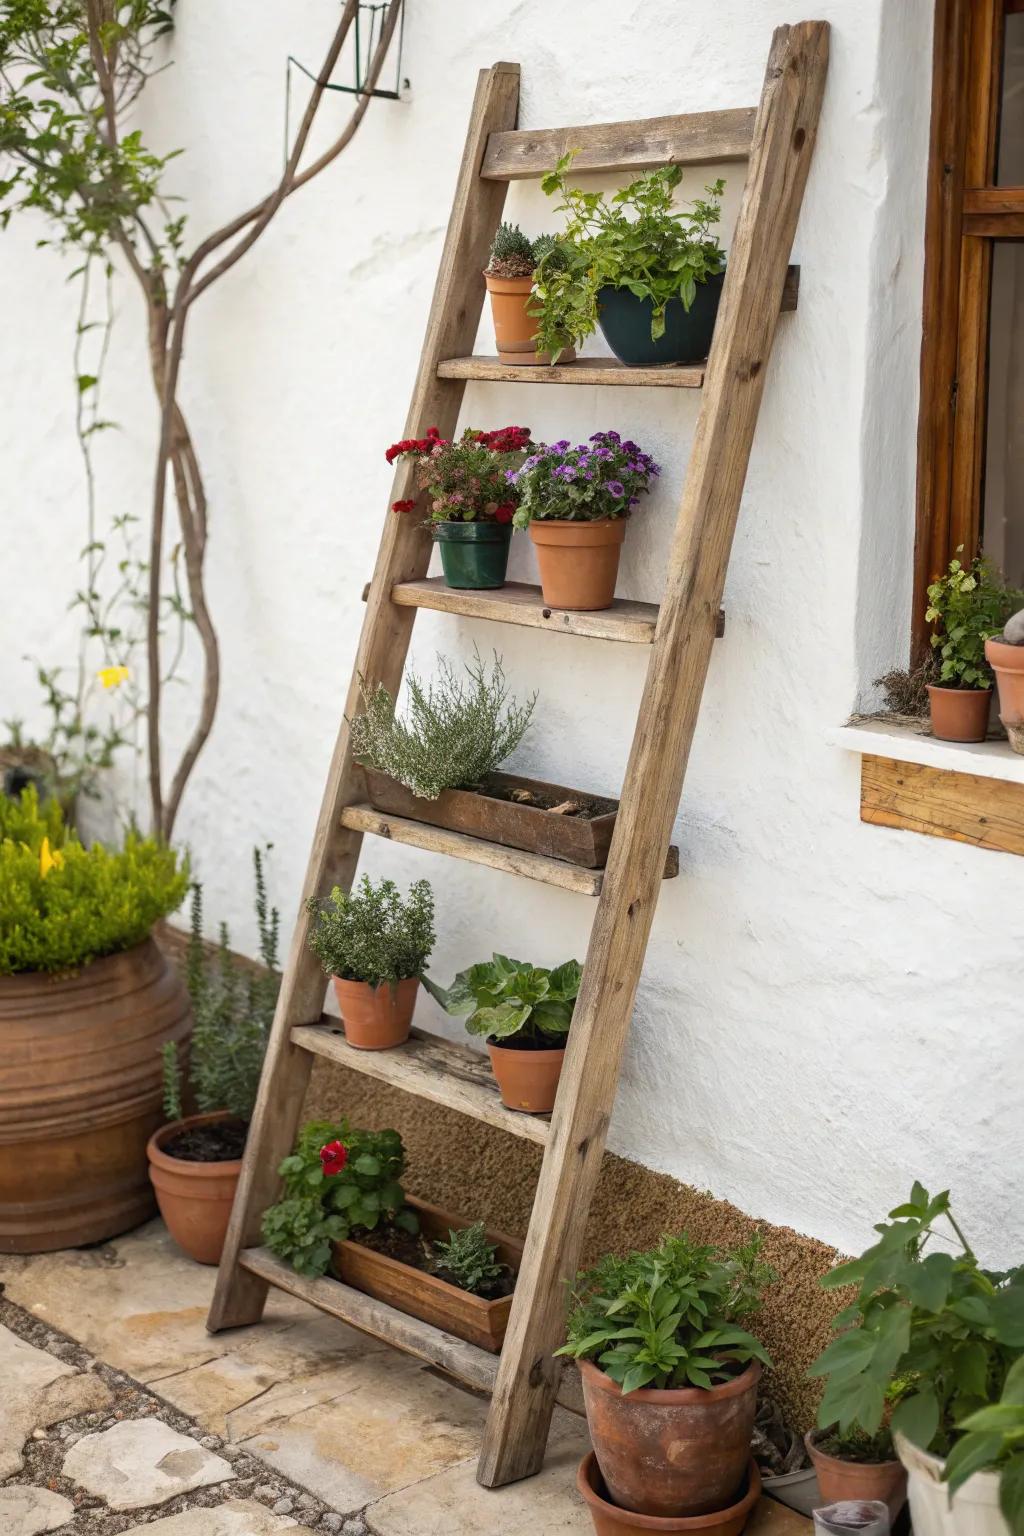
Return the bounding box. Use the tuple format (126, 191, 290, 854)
(597, 272, 725, 367)
(434, 520, 512, 589)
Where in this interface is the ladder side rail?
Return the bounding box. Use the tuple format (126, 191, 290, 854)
(477, 20, 830, 1487)
(208, 60, 521, 1333)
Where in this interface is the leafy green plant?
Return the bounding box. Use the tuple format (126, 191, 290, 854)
(531, 154, 726, 359)
(261, 1119, 418, 1278)
(556, 1232, 775, 1394)
(423, 953, 581, 1044)
(432, 1222, 509, 1297)
(0, 785, 187, 975)
(161, 849, 279, 1123)
(814, 1422, 897, 1463)
(808, 1183, 1024, 1530)
(925, 552, 1023, 690)
(306, 875, 435, 986)
(350, 650, 536, 801)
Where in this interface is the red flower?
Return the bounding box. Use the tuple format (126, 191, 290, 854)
(392, 498, 417, 514)
(319, 1140, 348, 1177)
(494, 503, 515, 524)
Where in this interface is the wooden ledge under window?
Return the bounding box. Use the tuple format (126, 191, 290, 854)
(829, 718, 1024, 857)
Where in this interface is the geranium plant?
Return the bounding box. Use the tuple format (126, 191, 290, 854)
(532, 154, 726, 358)
(925, 552, 1023, 690)
(509, 431, 660, 528)
(423, 953, 581, 1044)
(386, 425, 532, 524)
(306, 875, 435, 987)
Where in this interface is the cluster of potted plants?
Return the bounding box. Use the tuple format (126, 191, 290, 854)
(263, 1117, 522, 1351)
(924, 552, 1024, 745)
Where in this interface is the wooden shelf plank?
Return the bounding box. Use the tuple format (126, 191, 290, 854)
(438, 356, 705, 388)
(481, 109, 757, 179)
(391, 579, 725, 642)
(292, 1021, 551, 1146)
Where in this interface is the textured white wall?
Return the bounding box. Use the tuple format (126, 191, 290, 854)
(4, 1, 1021, 1265)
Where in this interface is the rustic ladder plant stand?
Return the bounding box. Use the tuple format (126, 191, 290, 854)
(209, 21, 829, 1488)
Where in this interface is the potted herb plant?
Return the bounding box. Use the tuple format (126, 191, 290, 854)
(262, 1120, 523, 1351)
(986, 607, 1024, 755)
(0, 787, 190, 1254)
(306, 875, 435, 1050)
(557, 1233, 775, 1521)
(924, 553, 1020, 742)
(804, 1422, 907, 1520)
(483, 222, 572, 365)
(148, 853, 278, 1265)
(509, 432, 660, 611)
(424, 953, 581, 1113)
(808, 1181, 1024, 1536)
(386, 424, 532, 590)
(533, 155, 727, 368)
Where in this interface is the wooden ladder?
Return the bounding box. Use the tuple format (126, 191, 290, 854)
(209, 21, 829, 1489)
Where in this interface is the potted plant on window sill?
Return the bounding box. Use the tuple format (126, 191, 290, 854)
(483, 222, 574, 365)
(386, 424, 532, 590)
(924, 552, 1021, 742)
(424, 953, 581, 1113)
(306, 875, 435, 1050)
(557, 1233, 775, 1524)
(985, 607, 1024, 755)
(148, 852, 278, 1265)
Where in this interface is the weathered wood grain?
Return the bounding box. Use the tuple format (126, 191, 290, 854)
(860, 753, 1024, 857)
(438, 355, 705, 387)
(481, 107, 757, 178)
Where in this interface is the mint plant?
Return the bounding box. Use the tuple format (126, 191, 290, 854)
(423, 953, 582, 1045)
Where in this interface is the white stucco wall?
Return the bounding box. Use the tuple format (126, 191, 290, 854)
(4, 1, 1021, 1266)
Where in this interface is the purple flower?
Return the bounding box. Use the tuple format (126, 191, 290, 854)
(604, 431, 621, 444)
(622, 440, 639, 454)
(594, 447, 612, 460)
(554, 464, 575, 479)
(551, 439, 570, 452)
(505, 468, 518, 482)
(629, 495, 640, 506)
(606, 480, 625, 499)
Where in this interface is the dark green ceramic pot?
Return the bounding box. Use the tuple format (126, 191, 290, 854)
(434, 520, 512, 589)
(597, 272, 725, 367)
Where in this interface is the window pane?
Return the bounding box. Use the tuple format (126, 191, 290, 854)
(997, 8, 1024, 183)
(983, 242, 1024, 585)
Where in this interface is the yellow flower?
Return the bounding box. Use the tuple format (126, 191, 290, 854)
(98, 664, 130, 690)
(38, 837, 64, 879)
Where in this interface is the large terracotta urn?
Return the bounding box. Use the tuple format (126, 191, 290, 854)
(0, 938, 192, 1253)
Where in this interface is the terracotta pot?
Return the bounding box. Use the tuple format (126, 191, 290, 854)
(577, 1452, 761, 1535)
(985, 636, 1024, 754)
(580, 1358, 761, 1519)
(332, 975, 418, 1049)
(147, 1112, 244, 1266)
(0, 938, 192, 1254)
(487, 1041, 564, 1114)
(529, 519, 627, 611)
(895, 1431, 1007, 1536)
(483, 272, 575, 365)
(927, 683, 992, 743)
(806, 1431, 907, 1521)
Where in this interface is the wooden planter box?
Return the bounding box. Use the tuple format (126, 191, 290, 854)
(331, 1197, 523, 1353)
(363, 768, 618, 868)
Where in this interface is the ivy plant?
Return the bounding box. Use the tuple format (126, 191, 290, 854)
(925, 552, 1023, 690)
(423, 953, 582, 1044)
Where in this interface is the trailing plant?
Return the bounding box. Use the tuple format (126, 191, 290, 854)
(925, 552, 1023, 690)
(424, 953, 581, 1046)
(161, 848, 280, 1123)
(350, 650, 536, 801)
(306, 874, 435, 987)
(432, 1221, 509, 1297)
(386, 424, 532, 523)
(556, 1232, 775, 1394)
(808, 1182, 1024, 1531)
(0, 784, 187, 975)
(509, 430, 660, 527)
(532, 154, 726, 359)
(261, 1119, 417, 1278)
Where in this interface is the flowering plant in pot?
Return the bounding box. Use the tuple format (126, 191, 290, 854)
(808, 1181, 1024, 1536)
(423, 953, 581, 1113)
(386, 424, 532, 590)
(0, 786, 190, 1254)
(150, 852, 278, 1265)
(924, 553, 1022, 742)
(556, 1232, 775, 1520)
(508, 431, 660, 611)
(483, 222, 571, 365)
(533, 154, 726, 367)
(985, 607, 1024, 756)
(306, 874, 435, 1050)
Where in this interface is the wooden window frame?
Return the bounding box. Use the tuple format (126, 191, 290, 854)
(914, 0, 1024, 651)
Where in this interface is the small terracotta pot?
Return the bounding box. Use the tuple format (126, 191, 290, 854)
(483, 272, 574, 366)
(147, 1112, 243, 1266)
(332, 976, 418, 1050)
(985, 636, 1024, 754)
(805, 1431, 907, 1521)
(529, 519, 626, 611)
(580, 1358, 761, 1519)
(577, 1453, 761, 1535)
(926, 683, 992, 743)
(486, 1041, 564, 1113)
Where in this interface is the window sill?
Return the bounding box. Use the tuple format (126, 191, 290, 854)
(827, 717, 1024, 786)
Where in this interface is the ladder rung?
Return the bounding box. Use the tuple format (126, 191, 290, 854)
(292, 1021, 550, 1146)
(438, 356, 704, 388)
(481, 108, 757, 180)
(391, 577, 725, 643)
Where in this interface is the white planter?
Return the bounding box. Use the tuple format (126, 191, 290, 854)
(761, 1466, 820, 1517)
(895, 1431, 1009, 1536)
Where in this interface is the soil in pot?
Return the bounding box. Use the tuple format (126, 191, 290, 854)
(577, 1452, 761, 1536)
(147, 1111, 245, 1266)
(433, 520, 512, 590)
(597, 275, 725, 368)
(484, 272, 575, 365)
(352, 1224, 515, 1301)
(806, 1430, 907, 1522)
(529, 519, 626, 611)
(487, 1037, 565, 1113)
(985, 636, 1024, 753)
(332, 975, 419, 1050)
(927, 683, 992, 743)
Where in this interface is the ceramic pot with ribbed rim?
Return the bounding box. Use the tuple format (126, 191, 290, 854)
(926, 683, 992, 742)
(985, 636, 1024, 754)
(529, 519, 627, 611)
(579, 1358, 762, 1519)
(332, 975, 419, 1049)
(486, 1041, 564, 1113)
(577, 1453, 762, 1536)
(805, 1430, 907, 1521)
(147, 1112, 244, 1266)
(0, 937, 192, 1254)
